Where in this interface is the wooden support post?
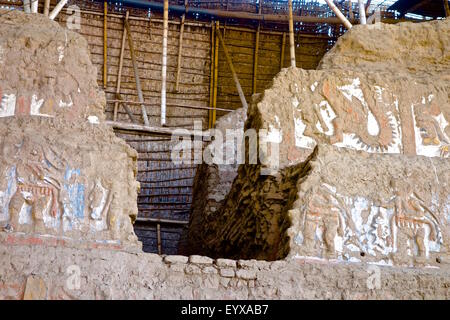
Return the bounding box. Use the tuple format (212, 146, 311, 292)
(161, 0, 169, 126)
(44, 0, 50, 16)
(175, 1, 188, 92)
(348, 0, 354, 19)
(116, 93, 136, 123)
(253, 0, 263, 95)
(208, 22, 215, 129)
(324, 0, 353, 29)
(358, 0, 367, 24)
(125, 17, 150, 126)
(157, 223, 162, 254)
(114, 11, 129, 122)
(212, 21, 219, 127)
(280, 32, 286, 70)
(216, 24, 248, 110)
(288, 0, 296, 68)
(103, 2, 108, 89)
(444, 0, 450, 17)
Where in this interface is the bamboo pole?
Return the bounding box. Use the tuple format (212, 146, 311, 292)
(348, 0, 354, 19)
(175, 14, 185, 92)
(115, 93, 136, 123)
(253, 0, 263, 95)
(114, 11, 129, 122)
(444, 0, 450, 17)
(125, 17, 150, 126)
(280, 32, 286, 70)
(212, 21, 220, 127)
(161, 0, 169, 126)
(49, 0, 68, 20)
(216, 24, 248, 110)
(175, 1, 188, 92)
(44, 0, 50, 16)
(358, 0, 367, 24)
(208, 22, 215, 129)
(324, 0, 353, 29)
(103, 2, 108, 89)
(288, 0, 296, 68)
(157, 223, 162, 254)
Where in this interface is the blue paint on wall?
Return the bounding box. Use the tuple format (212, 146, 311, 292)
(63, 167, 85, 220)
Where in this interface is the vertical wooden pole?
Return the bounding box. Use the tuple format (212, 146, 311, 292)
(125, 17, 150, 126)
(103, 2, 108, 89)
(280, 32, 286, 70)
(157, 223, 162, 254)
(161, 0, 169, 126)
(114, 11, 129, 122)
(288, 0, 296, 68)
(212, 21, 219, 127)
(44, 0, 50, 16)
(253, 0, 263, 95)
(216, 25, 248, 110)
(348, 0, 354, 19)
(175, 14, 185, 92)
(209, 22, 215, 129)
(358, 0, 367, 24)
(444, 0, 450, 17)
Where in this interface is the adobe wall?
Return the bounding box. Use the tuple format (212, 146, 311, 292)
(1, 235, 449, 300)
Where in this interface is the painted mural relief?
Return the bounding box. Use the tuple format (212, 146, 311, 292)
(286, 75, 449, 160)
(0, 130, 138, 245)
(287, 145, 449, 267)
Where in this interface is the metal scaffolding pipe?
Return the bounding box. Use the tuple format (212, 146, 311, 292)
(23, 0, 31, 13)
(49, 0, 69, 20)
(31, 0, 38, 13)
(358, 0, 367, 24)
(324, 0, 353, 29)
(95, 0, 357, 25)
(161, 0, 169, 126)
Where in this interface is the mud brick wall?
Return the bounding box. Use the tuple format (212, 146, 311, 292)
(1, 236, 450, 299)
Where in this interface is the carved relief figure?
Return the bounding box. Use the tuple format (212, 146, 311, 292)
(302, 185, 345, 258)
(387, 178, 441, 263)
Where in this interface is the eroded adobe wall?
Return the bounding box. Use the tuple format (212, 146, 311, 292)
(1, 237, 450, 300)
(0, 10, 140, 248)
(189, 20, 450, 264)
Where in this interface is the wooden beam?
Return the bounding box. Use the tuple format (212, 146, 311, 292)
(49, 0, 68, 20)
(136, 217, 189, 225)
(444, 0, 450, 17)
(253, 0, 263, 95)
(175, 0, 188, 92)
(115, 93, 136, 123)
(216, 23, 248, 110)
(106, 121, 211, 138)
(280, 32, 286, 70)
(208, 22, 215, 129)
(114, 11, 129, 122)
(124, 16, 150, 126)
(43, 0, 50, 16)
(157, 223, 162, 254)
(212, 21, 219, 127)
